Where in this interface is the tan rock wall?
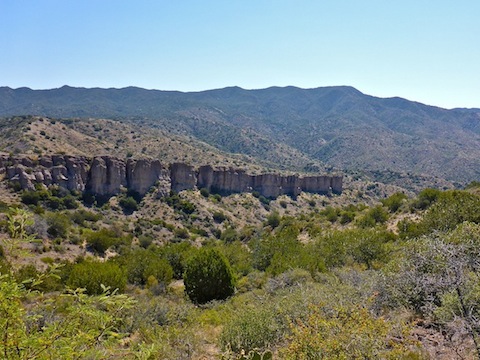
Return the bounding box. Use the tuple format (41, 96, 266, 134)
(1, 155, 342, 198)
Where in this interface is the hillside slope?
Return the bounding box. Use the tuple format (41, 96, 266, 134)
(1, 85, 479, 183)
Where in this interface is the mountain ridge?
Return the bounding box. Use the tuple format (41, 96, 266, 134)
(1, 85, 479, 184)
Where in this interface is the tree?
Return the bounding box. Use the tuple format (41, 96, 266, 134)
(183, 248, 235, 303)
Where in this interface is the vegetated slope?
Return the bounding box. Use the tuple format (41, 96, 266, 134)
(1, 85, 479, 183)
(0, 115, 324, 174)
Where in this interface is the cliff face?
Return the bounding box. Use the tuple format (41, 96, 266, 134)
(0, 155, 342, 198)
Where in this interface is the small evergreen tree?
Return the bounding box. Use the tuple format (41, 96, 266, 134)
(184, 248, 235, 303)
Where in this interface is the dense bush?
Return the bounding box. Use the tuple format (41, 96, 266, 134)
(212, 211, 227, 223)
(21, 188, 79, 210)
(119, 196, 139, 213)
(46, 212, 71, 238)
(21, 189, 49, 205)
(280, 304, 420, 358)
(313, 228, 394, 269)
(251, 226, 323, 275)
(160, 242, 194, 279)
(381, 192, 407, 213)
(411, 188, 441, 210)
(320, 206, 339, 223)
(220, 227, 238, 243)
(266, 211, 280, 228)
(67, 260, 126, 295)
(86, 228, 131, 255)
(70, 209, 102, 226)
(220, 306, 283, 353)
(118, 249, 173, 286)
(1, 272, 135, 358)
(357, 205, 389, 228)
(218, 241, 253, 277)
(184, 248, 235, 303)
(416, 190, 480, 234)
(163, 191, 196, 214)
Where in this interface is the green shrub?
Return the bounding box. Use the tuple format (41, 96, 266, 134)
(339, 210, 355, 224)
(200, 188, 210, 197)
(184, 248, 235, 303)
(138, 235, 153, 248)
(46, 213, 71, 239)
(357, 205, 389, 228)
(416, 190, 480, 234)
(163, 191, 196, 214)
(14, 264, 39, 290)
(219, 241, 253, 277)
(21, 190, 48, 205)
(119, 249, 173, 286)
(258, 195, 270, 206)
(280, 305, 420, 359)
(21, 189, 79, 210)
(266, 211, 280, 228)
(312, 228, 394, 269)
(212, 194, 222, 202)
(70, 209, 102, 226)
(160, 242, 194, 279)
(212, 211, 227, 223)
(67, 260, 126, 295)
(119, 196, 139, 213)
(412, 188, 441, 210)
(220, 227, 238, 243)
(174, 227, 190, 239)
(381, 192, 407, 213)
(321, 206, 339, 223)
(86, 228, 131, 255)
(251, 226, 321, 275)
(61, 195, 79, 209)
(220, 306, 283, 353)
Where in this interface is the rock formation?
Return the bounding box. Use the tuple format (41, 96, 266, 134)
(126, 158, 169, 195)
(0, 154, 342, 198)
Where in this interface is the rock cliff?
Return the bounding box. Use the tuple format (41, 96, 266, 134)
(0, 155, 342, 198)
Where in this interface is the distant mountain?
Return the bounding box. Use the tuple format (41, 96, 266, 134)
(1, 85, 479, 184)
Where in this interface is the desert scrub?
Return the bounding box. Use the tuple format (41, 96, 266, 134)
(279, 304, 422, 359)
(220, 306, 283, 354)
(116, 248, 173, 286)
(67, 260, 126, 295)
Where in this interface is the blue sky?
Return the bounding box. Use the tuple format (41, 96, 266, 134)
(1, 1, 479, 108)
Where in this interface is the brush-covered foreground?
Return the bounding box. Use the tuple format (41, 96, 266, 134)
(1, 182, 480, 359)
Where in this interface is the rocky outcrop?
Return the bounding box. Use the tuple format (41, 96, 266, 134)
(126, 158, 169, 195)
(1, 154, 342, 198)
(87, 156, 127, 195)
(197, 165, 253, 194)
(197, 165, 342, 198)
(170, 163, 197, 193)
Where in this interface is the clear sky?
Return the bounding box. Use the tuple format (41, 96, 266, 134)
(1, 1, 479, 109)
